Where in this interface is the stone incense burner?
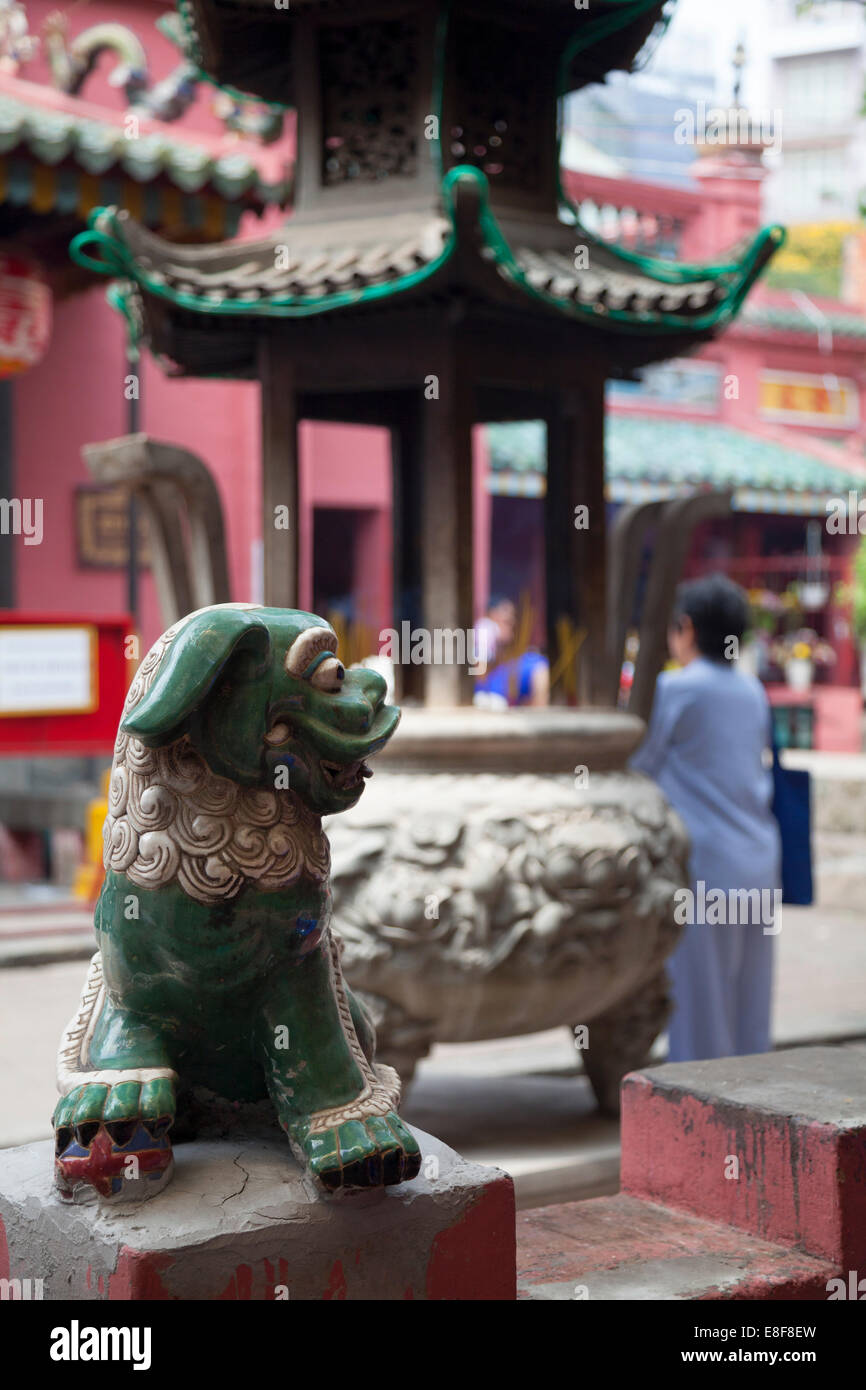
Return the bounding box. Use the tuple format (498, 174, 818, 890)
(328, 706, 689, 1112)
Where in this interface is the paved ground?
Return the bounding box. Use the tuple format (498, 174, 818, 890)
(1, 893, 864, 1207)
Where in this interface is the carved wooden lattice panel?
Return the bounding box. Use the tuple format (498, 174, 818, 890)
(319, 17, 418, 185)
(450, 17, 541, 191)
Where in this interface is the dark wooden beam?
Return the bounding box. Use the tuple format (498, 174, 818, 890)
(544, 394, 581, 706)
(158, 293, 714, 389)
(476, 385, 552, 423)
(545, 380, 609, 706)
(298, 390, 409, 426)
(576, 377, 608, 706)
(259, 335, 299, 607)
(419, 349, 475, 705)
(389, 400, 425, 702)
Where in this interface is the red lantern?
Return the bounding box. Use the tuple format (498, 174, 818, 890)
(0, 254, 51, 377)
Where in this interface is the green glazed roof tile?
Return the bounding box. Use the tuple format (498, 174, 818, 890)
(741, 305, 866, 339)
(0, 91, 286, 204)
(486, 416, 866, 504)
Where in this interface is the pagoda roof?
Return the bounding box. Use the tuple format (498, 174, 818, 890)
(175, 0, 670, 106)
(0, 73, 290, 268)
(70, 165, 783, 376)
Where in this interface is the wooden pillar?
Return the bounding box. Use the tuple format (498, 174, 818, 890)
(258, 335, 299, 607)
(390, 399, 425, 701)
(577, 377, 608, 706)
(544, 392, 581, 705)
(545, 380, 607, 705)
(419, 350, 475, 705)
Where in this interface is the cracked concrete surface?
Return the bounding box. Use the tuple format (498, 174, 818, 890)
(0, 1123, 514, 1299)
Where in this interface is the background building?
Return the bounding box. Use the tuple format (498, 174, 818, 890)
(763, 0, 866, 225)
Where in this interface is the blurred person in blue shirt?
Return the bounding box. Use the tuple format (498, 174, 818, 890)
(630, 574, 781, 1062)
(474, 595, 549, 707)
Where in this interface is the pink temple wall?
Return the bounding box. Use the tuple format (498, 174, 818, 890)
(12, 280, 491, 653)
(298, 421, 392, 627)
(12, 287, 262, 653)
(12, 291, 399, 653)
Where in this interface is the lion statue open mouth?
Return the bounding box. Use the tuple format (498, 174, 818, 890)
(53, 604, 419, 1202)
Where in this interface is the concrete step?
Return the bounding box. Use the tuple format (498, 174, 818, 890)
(0, 933, 94, 968)
(517, 1193, 836, 1300)
(620, 1045, 866, 1269)
(520, 1044, 866, 1300)
(0, 899, 95, 967)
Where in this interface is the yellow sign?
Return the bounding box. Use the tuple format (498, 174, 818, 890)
(759, 371, 858, 428)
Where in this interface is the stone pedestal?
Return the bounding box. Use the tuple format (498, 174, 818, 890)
(328, 707, 688, 1111)
(0, 1126, 515, 1301)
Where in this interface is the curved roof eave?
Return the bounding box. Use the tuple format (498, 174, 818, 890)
(69, 165, 783, 368)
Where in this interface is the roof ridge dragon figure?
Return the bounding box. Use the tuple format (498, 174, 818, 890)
(40, 10, 282, 139)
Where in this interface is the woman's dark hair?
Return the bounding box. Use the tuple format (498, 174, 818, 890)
(671, 574, 748, 661)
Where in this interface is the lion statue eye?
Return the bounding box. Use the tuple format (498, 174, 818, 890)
(285, 626, 340, 679)
(310, 657, 345, 693)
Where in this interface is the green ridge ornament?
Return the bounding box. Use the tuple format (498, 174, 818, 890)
(53, 604, 420, 1202)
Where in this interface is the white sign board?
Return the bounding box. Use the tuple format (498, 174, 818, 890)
(0, 626, 96, 716)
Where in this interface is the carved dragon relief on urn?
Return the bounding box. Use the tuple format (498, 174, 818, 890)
(52, 604, 421, 1202)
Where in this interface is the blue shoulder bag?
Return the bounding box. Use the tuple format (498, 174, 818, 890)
(770, 742, 813, 906)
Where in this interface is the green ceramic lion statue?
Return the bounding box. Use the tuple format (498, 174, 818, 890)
(53, 604, 421, 1202)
